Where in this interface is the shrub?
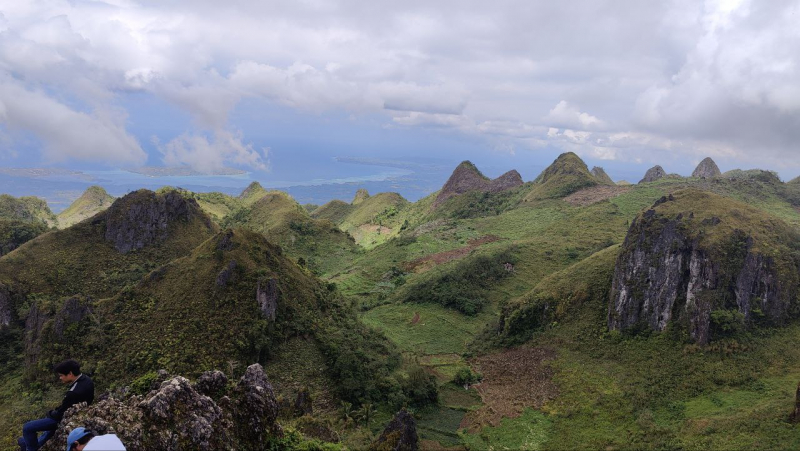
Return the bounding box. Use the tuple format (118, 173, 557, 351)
(453, 367, 482, 386)
(401, 366, 438, 407)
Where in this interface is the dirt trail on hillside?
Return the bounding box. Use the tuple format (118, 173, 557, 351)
(461, 346, 558, 431)
(564, 185, 631, 206)
(403, 235, 501, 273)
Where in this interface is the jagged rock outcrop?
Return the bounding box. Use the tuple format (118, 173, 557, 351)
(608, 190, 800, 344)
(23, 296, 93, 370)
(293, 387, 313, 417)
(0, 285, 11, 327)
(104, 190, 203, 253)
(52, 296, 92, 338)
(591, 166, 615, 185)
(257, 279, 278, 321)
(42, 364, 282, 451)
(195, 370, 228, 398)
(692, 157, 721, 179)
(24, 301, 49, 368)
(371, 409, 418, 451)
(433, 162, 522, 208)
(216, 260, 238, 286)
(353, 188, 370, 205)
(639, 165, 666, 183)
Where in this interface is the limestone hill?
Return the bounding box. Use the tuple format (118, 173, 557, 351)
(591, 166, 615, 185)
(0, 189, 217, 300)
(224, 191, 359, 275)
(0, 194, 57, 227)
(524, 152, 597, 201)
(57, 186, 115, 229)
(433, 161, 523, 208)
(639, 165, 666, 183)
(313, 191, 409, 248)
(238, 181, 269, 206)
(609, 190, 800, 343)
(692, 157, 722, 179)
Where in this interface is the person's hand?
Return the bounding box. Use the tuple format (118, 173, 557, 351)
(46, 409, 57, 419)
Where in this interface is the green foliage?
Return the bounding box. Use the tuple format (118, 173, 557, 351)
(399, 249, 516, 315)
(0, 219, 48, 257)
(57, 186, 114, 228)
(452, 367, 482, 386)
(401, 366, 438, 407)
(710, 309, 746, 337)
(461, 408, 552, 451)
(128, 371, 160, 396)
(0, 194, 58, 227)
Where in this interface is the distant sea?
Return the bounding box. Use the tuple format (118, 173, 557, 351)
(0, 158, 452, 213)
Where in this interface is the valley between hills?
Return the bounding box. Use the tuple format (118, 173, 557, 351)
(3, 153, 800, 450)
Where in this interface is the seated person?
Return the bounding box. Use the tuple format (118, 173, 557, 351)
(17, 359, 94, 451)
(67, 427, 126, 451)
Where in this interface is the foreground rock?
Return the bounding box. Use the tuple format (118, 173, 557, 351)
(692, 157, 722, 179)
(41, 364, 281, 451)
(370, 409, 418, 451)
(608, 190, 800, 344)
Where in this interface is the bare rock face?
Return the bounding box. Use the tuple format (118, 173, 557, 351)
(293, 387, 313, 417)
(591, 166, 615, 185)
(488, 170, 524, 192)
(104, 190, 201, 253)
(195, 370, 228, 398)
(24, 301, 49, 368)
(233, 364, 281, 444)
(216, 260, 238, 286)
(433, 162, 522, 208)
(608, 192, 798, 344)
(257, 279, 278, 321)
(692, 157, 722, 179)
(371, 409, 418, 451)
(639, 165, 666, 183)
(53, 296, 92, 338)
(42, 364, 282, 451)
(0, 285, 12, 327)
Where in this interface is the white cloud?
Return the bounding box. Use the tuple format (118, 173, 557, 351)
(0, 0, 799, 171)
(155, 130, 269, 174)
(0, 77, 146, 164)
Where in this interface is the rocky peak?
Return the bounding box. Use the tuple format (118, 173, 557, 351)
(371, 409, 418, 451)
(433, 161, 522, 208)
(352, 188, 370, 205)
(42, 364, 281, 451)
(692, 157, 721, 179)
(608, 190, 800, 344)
(639, 165, 666, 183)
(591, 166, 614, 185)
(103, 190, 202, 253)
(488, 169, 524, 192)
(525, 152, 598, 200)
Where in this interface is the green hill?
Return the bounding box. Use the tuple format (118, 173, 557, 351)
(525, 152, 598, 201)
(238, 181, 269, 206)
(0, 194, 57, 227)
(224, 191, 359, 275)
(56, 186, 115, 228)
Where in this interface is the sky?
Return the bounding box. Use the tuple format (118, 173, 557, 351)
(1, 0, 799, 190)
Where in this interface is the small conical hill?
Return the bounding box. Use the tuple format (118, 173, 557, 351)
(692, 157, 721, 179)
(591, 166, 615, 185)
(639, 165, 666, 183)
(434, 161, 523, 208)
(352, 188, 370, 205)
(57, 186, 115, 228)
(238, 181, 269, 206)
(524, 152, 597, 201)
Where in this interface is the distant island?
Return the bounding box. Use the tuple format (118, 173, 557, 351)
(124, 166, 248, 177)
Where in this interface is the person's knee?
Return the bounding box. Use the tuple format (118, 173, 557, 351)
(22, 420, 36, 434)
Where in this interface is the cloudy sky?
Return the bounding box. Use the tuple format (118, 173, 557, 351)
(0, 0, 799, 182)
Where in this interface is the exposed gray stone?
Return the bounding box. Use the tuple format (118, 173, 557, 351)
(371, 409, 418, 451)
(257, 279, 278, 321)
(639, 165, 666, 183)
(692, 157, 722, 179)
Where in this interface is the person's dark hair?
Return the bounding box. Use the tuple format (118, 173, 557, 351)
(54, 359, 81, 376)
(69, 431, 95, 450)
(77, 432, 95, 444)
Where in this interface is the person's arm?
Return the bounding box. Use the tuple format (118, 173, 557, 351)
(48, 379, 92, 420)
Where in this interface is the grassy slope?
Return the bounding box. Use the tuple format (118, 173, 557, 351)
(312, 192, 409, 248)
(524, 152, 598, 201)
(224, 191, 361, 276)
(56, 186, 115, 229)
